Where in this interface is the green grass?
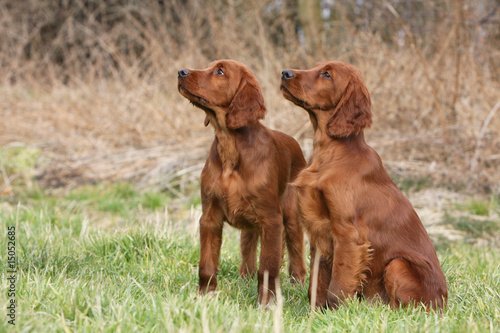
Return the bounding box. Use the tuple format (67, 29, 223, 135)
(445, 216, 500, 240)
(1, 147, 499, 332)
(390, 174, 434, 193)
(462, 196, 499, 217)
(66, 182, 169, 216)
(0, 146, 40, 175)
(443, 195, 500, 242)
(1, 185, 499, 332)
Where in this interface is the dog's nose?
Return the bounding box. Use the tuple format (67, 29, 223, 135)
(281, 69, 295, 80)
(178, 69, 190, 78)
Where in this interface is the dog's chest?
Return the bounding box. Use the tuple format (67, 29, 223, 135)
(211, 170, 258, 229)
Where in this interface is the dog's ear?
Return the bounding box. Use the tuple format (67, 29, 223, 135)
(226, 79, 266, 130)
(326, 75, 372, 138)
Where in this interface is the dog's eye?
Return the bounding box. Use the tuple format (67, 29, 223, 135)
(215, 68, 225, 76)
(322, 72, 331, 79)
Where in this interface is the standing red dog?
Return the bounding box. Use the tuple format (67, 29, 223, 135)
(178, 59, 307, 306)
(281, 61, 448, 310)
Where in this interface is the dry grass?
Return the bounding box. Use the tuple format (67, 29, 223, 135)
(1, 0, 499, 195)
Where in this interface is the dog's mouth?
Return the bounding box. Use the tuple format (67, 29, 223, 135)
(280, 84, 310, 109)
(178, 84, 215, 126)
(178, 85, 209, 108)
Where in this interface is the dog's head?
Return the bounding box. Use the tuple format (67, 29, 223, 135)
(281, 61, 372, 138)
(178, 59, 266, 129)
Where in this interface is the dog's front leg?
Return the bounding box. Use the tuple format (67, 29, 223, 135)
(240, 230, 259, 279)
(327, 223, 372, 308)
(308, 242, 333, 310)
(257, 214, 283, 306)
(198, 210, 224, 294)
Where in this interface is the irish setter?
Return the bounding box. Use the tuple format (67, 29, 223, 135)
(178, 59, 307, 305)
(280, 61, 447, 310)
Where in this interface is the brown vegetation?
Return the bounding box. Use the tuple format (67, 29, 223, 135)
(1, 0, 499, 194)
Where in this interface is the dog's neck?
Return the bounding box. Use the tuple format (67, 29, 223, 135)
(313, 129, 367, 159)
(206, 111, 256, 171)
(214, 128, 239, 170)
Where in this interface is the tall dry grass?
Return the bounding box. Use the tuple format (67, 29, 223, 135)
(1, 0, 499, 194)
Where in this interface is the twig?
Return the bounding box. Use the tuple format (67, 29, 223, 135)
(451, 0, 464, 121)
(467, 3, 499, 25)
(384, 1, 448, 135)
(470, 100, 500, 172)
(0, 163, 10, 188)
(310, 249, 320, 312)
(273, 277, 283, 333)
(262, 270, 269, 307)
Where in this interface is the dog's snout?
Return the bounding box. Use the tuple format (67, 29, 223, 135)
(281, 70, 295, 80)
(178, 69, 190, 78)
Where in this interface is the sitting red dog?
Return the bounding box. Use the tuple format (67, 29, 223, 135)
(281, 60, 448, 310)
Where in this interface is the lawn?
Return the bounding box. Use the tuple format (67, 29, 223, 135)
(1, 148, 499, 332)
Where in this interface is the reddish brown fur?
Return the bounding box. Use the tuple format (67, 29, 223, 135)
(280, 61, 447, 310)
(178, 59, 307, 306)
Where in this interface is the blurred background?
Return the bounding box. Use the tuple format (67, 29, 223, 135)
(1, 0, 499, 197)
